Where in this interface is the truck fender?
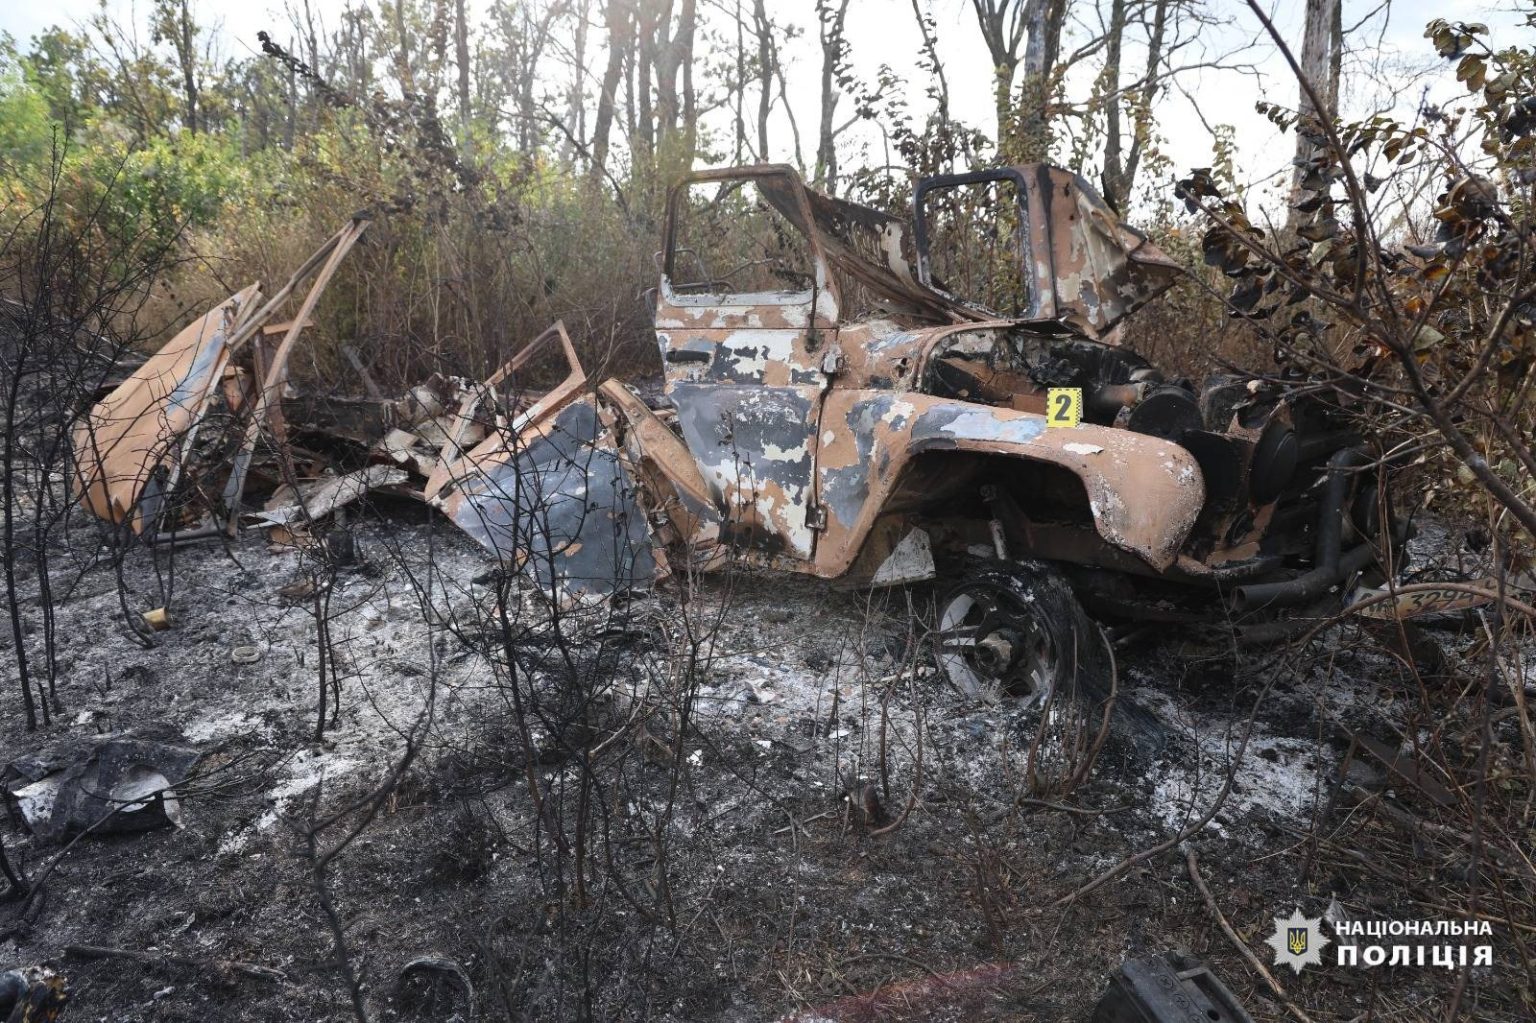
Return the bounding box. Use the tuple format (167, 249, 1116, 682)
(816, 394, 1204, 572)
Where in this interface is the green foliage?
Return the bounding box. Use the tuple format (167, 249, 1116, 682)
(0, 68, 253, 254)
(0, 63, 56, 183)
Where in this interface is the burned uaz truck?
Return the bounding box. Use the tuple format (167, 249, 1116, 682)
(74, 168, 1390, 706)
(426, 163, 1391, 703)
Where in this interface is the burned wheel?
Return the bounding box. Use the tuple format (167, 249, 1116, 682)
(935, 562, 1109, 707)
(936, 561, 1122, 795)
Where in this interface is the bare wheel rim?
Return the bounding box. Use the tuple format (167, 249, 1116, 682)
(937, 584, 1061, 704)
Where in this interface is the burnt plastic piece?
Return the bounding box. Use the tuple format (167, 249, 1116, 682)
(1126, 385, 1203, 442)
(1092, 951, 1254, 1023)
(1249, 420, 1299, 504)
(3, 736, 201, 842)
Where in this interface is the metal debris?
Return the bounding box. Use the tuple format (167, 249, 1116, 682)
(2, 737, 200, 841)
(230, 645, 262, 664)
(1092, 951, 1253, 1023)
(426, 323, 656, 600)
(252, 465, 409, 528)
(72, 217, 370, 539)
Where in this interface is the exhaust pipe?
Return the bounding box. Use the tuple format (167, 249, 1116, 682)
(1233, 448, 1373, 610)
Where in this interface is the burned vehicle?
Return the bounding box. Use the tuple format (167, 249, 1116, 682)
(74, 168, 1393, 708)
(426, 164, 1393, 704)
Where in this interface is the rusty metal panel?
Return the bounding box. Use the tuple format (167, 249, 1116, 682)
(814, 392, 1204, 574)
(756, 172, 977, 325)
(914, 165, 1181, 339)
(1028, 164, 1182, 338)
(438, 396, 656, 599)
(595, 380, 725, 566)
(669, 382, 820, 559)
(426, 322, 658, 599)
(72, 286, 260, 531)
(425, 323, 589, 501)
(655, 169, 838, 564)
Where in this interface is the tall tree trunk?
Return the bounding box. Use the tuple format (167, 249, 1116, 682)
(814, 0, 850, 190)
(284, 56, 297, 149)
(678, 0, 696, 164)
(1010, 0, 1066, 163)
(653, 0, 698, 168)
(752, 0, 771, 160)
(297, 0, 320, 135)
(591, 0, 632, 181)
(1100, 0, 1127, 205)
(179, 10, 198, 132)
(1101, 0, 1168, 212)
(455, 0, 471, 125)
(565, 0, 590, 157)
(969, 0, 1025, 147)
(733, 0, 747, 162)
(1289, 0, 1343, 224)
(636, 0, 656, 163)
(156, 0, 201, 133)
(393, 0, 416, 96)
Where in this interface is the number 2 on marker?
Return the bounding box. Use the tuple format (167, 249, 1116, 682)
(1046, 387, 1082, 428)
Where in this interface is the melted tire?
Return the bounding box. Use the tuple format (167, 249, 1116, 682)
(938, 560, 1163, 761)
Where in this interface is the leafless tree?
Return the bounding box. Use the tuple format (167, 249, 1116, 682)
(590, 0, 633, 181)
(813, 0, 853, 192)
(970, 0, 1068, 159)
(1097, 0, 1169, 211)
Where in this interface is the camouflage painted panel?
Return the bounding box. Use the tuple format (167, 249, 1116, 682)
(670, 383, 819, 559)
(447, 397, 656, 599)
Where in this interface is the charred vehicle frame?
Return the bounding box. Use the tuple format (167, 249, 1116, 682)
(73, 165, 1399, 707)
(427, 162, 1398, 703)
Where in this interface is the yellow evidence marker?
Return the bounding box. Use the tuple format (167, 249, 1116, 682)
(1046, 387, 1082, 428)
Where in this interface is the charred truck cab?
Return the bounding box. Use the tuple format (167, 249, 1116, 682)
(631, 163, 1390, 701)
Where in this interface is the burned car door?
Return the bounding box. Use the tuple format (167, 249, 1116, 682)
(913, 165, 1181, 340)
(425, 323, 655, 600)
(654, 166, 842, 563)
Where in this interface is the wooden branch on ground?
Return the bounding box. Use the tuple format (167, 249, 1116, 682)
(63, 943, 287, 983)
(1185, 846, 1319, 1023)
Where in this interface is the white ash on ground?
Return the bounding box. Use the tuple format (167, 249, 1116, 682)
(2, 512, 1526, 1021)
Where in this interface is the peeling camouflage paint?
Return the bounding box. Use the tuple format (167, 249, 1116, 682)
(445, 397, 655, 597)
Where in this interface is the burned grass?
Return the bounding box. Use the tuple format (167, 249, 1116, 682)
(2, 511, 1531, 1022)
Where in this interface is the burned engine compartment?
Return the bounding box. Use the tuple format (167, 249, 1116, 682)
(917, 324, 1385, 609)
